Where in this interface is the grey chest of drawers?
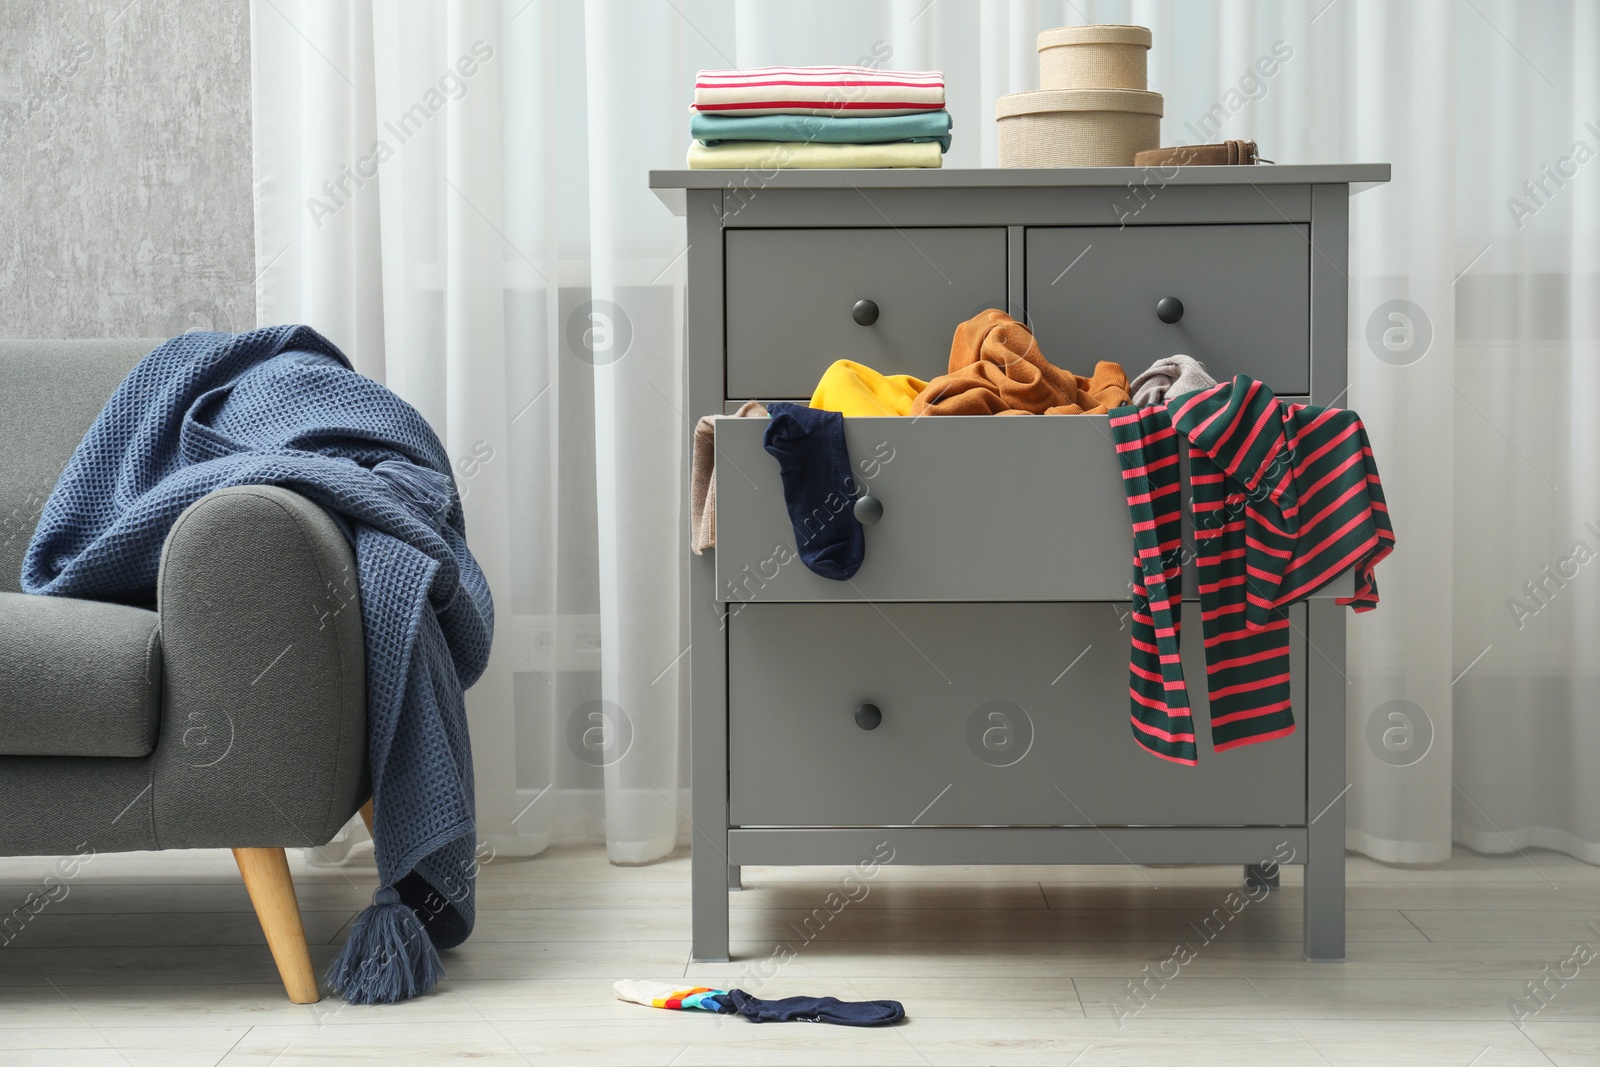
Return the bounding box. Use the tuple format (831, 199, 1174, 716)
(651, 164, 1390, 965)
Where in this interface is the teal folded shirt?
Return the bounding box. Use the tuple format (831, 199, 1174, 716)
(691, 110, 952, 152)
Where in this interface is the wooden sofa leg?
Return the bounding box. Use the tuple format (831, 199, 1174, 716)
(359, 799, 374, 836)
(233, 847, 321, 1004)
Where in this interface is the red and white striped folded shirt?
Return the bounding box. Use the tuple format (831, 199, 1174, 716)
(693, 65, 946, 117)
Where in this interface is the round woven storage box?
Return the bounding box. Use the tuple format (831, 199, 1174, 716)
(996, 88, 1162, 168)
(1037, 24, 1152, 91)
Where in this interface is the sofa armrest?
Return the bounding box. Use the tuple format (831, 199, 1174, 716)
(152, 485, 368, 849)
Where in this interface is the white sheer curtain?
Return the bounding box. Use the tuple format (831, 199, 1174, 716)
(251, 0, 1600, 868)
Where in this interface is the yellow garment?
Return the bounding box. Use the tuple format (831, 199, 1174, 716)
(685, 140, 943, 170)
(809, 359, 928, 417)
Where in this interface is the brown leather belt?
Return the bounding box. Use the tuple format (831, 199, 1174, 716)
(1133, 140, 1265, 167)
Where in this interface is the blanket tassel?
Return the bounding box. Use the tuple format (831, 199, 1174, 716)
(324, 887, 444, 1004)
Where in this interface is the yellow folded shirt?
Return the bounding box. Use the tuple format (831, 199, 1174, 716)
(685, 140, 943, 170)
(810, 359, 929, 417)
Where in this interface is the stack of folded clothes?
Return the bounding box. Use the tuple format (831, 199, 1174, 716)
(687, 65, 952, 169)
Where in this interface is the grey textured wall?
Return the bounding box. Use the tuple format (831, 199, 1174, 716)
(0, 1, 254, 339)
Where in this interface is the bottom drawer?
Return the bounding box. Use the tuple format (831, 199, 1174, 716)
(728, 602, 1307, 827)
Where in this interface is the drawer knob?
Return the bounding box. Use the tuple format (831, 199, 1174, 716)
(855, 703, 883, 730)
(852, 299, 880, 326)
(853, 493, 883, 525)
(1156, 296, 1185, 324)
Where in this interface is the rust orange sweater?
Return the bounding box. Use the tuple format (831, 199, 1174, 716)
(910, 309, 1129, 416)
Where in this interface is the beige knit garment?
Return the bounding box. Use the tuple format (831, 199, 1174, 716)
(691, 400, 767, 554)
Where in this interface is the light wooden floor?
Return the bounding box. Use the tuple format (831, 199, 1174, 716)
(0, 844, 1595, 1065)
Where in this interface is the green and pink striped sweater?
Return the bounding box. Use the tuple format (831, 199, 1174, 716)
(1109, 376, 1395, 765)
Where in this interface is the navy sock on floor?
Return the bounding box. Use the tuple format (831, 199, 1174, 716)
(761, 402, 865, 580)
(724, 989, 905, 1026)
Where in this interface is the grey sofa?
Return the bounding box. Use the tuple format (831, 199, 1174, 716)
(0, 339, 369, 1003)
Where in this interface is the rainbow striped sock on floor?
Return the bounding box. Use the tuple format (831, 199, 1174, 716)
(613, 980, 731, 1013)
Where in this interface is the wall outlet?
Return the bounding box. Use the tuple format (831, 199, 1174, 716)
(570, 624, 602, 669)
(507, 614, 601, 673)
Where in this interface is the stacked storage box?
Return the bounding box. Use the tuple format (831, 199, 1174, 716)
(997, 25, 1162, 167)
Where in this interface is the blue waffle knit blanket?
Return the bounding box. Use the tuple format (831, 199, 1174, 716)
(22, 326, 493, 1003)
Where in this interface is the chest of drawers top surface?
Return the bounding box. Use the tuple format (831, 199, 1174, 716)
(650, 164, 1390, 204)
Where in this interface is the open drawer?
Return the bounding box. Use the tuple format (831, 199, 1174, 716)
(714, 415, 1129, 602)
(712, 414, 1354, 603)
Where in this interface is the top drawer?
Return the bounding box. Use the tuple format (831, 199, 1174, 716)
(1026, 224, 1310, 394)
(725, 227, 1008, 400)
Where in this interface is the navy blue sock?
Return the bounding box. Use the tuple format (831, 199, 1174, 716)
(723, 989, 905, 1026)
(761, 402, 865, 580)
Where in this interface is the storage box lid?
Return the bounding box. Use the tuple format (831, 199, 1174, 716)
(1037, 24, 1153, 50)
(995, 88, 1164, 120)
